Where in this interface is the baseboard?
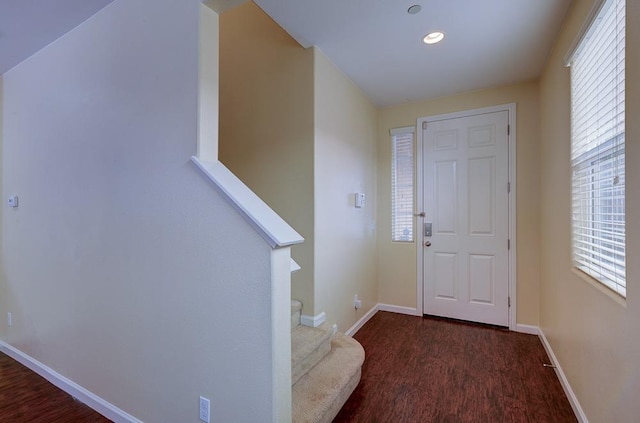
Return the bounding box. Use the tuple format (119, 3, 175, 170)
(378, 303, 422, 316)
(344, 303, 422, 336)
(301, 311, 326, 328)
(0, 340, 141, 423)
(538, 329, 589, 423)
(515, 324, 540, 335)
(345, 304, 379, 336)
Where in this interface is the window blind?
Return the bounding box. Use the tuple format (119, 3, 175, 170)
(570, 0, 626, 297)
(391, 127, 415, 242)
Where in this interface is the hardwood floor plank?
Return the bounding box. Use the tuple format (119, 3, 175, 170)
(334, 312, 577, 423)
(0, 352, 111, 422)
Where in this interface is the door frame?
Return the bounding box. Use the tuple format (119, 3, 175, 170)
(416, 103, 517, 330)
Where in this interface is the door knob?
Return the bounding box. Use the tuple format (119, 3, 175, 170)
(424, 241, 432, 247)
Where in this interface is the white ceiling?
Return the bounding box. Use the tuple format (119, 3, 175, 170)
(253, 0, 573, 107)
(0, 1, 572, 106)
(0, 0, 115, 75)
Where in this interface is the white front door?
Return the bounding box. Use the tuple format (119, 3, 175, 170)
(421, 110, 510, 326)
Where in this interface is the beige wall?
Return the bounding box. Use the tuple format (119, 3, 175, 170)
(313, 48, 378, 332)
(377, 81, 541, 325)
(219, 2, 316, 312)
(219, 5, 380, 330)
(539, 0, 640, 421)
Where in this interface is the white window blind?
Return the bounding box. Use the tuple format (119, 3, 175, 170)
(569, 0, 626, 297)
(391, 127, 415, 242)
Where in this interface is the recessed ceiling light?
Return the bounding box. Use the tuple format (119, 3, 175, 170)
(407, 5, 422, 15)
(423, 31, 445, 45)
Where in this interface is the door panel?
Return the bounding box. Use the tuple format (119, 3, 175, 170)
(468, 157, 495, 235)
(434, 252, 458, 300)
(434, 161, 457, 234)
(422, 111, 509, 326)
(434, 129, 458, 151)
(468, 254, 495, 305)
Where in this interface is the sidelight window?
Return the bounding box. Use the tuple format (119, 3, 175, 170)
(391, 127, 415, 242)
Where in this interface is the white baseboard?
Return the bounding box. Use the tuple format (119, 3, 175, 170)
(344, 303, 422, 336)
(515, 324, 540, 335)
(345, 304, 379, 336)
(0, 340, 141, 423)
(378, 303, 422, 316)
(301, 311, 326, 328)
(538, 329, 589, 423)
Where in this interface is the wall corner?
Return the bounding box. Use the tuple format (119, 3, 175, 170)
(198, 3, 219, 162)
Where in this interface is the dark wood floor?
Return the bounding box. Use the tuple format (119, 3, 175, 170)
(0, 313, 576, 422)
(0, 352, 111, 422)
(334, 312, 577, 423)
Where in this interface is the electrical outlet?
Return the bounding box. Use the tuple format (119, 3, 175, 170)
(8, 195, 18, 208)
(354, 295, 362, 310)
(7, 313, 12, 327)
(199, 396, 210, 423)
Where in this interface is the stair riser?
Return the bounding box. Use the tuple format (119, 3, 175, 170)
(291, 310, 301, 330)
(291, 324, 334, 386)
(291, 300, 303, 330)
(292, 333, 365, 423)
(292, 340, 331, 386)
(320, 368, 362, 423)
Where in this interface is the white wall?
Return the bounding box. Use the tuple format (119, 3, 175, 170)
(0, 0, 277, 421)
(313, 48, 378, 332)
(539, 0, 640, 421)
(0, 76, 4, 327)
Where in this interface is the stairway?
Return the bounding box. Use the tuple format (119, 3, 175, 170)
(291, 300, 365, 423)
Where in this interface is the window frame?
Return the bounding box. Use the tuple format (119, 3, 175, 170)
(567, 0, 626, 298)
(390, 127, 416, 243)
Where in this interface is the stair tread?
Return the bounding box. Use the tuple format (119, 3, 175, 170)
(291, 323, 334, 385)
(292, 324, 332, 359)
(292, 333, 365, 423)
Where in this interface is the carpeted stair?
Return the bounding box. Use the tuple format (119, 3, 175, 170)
(291, 300, 364, 423)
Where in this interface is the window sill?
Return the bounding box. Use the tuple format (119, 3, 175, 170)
(571, 267, 627, 308)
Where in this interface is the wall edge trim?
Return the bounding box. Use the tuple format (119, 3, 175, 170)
(514, 324, 540, 335)
(378, 303, 422, 316)
(0, 340, 141, 423)
(301, 312, 326, 328)
(538, 329, 589, 423)
(345, 305, 380, 336)
(344, 303, 422, 336)
(191, 157, 304, 248)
